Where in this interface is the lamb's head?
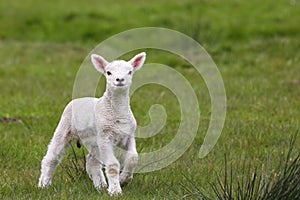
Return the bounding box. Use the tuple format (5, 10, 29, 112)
(91, 52, 146, 90)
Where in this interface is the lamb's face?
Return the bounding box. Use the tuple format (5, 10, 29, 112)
(91, 52, 146, 91)
(105, 61, 134, 90)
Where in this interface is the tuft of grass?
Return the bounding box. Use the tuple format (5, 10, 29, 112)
(260, 133, 300, 200)
(60, 143, 87, 183)
(178, 133, 300, 200)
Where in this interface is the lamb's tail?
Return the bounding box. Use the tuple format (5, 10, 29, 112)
(76, 140, 82, 148)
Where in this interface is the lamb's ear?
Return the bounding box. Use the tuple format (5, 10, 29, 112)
(129, 52, 146, 71)
(91, 54, 109, 74)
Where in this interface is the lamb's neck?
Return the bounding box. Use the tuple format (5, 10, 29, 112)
(104, 88, 131, 119)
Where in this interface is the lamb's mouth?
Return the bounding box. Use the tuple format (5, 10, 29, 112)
(115, 83, 125, 87)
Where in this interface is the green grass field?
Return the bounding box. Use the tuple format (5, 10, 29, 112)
(0, 0, 299, 199)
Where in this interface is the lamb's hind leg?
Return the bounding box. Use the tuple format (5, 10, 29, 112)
(86, 152, 107, 190)
(38, 120, 72, 188)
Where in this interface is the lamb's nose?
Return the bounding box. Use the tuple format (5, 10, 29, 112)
(116, 78, 124, 82)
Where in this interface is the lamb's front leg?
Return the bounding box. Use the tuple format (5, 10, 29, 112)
(120, 137, 138, 186)
(99, 139, 122, 196)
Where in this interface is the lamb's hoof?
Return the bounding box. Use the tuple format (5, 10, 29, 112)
(38, 177, 51, 188)
(38, 182, 50, 188)
(108, 185, 122, 196)
(38, 182, 51, 188)
(95, 182, 107, 191)
(119, 173, 133, 186)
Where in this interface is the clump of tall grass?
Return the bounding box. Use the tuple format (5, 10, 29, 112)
(179, 133, 300, 200)
(60, 142, 87, 182)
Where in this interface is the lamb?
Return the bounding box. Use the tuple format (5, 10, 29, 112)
(38, 52, 146, 196)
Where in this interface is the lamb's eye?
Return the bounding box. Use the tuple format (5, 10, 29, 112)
(106, 71, 112, 76)
(128, 71, 132, 75)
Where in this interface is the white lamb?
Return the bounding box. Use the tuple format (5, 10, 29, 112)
(38, 52, 146, 196)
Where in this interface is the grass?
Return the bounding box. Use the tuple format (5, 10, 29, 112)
(177, 133, 300, 199)
(0, 0, 299, 199)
